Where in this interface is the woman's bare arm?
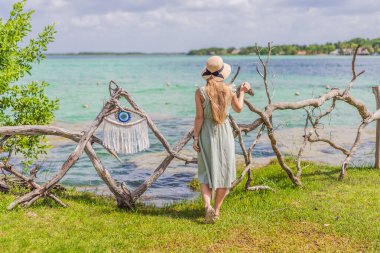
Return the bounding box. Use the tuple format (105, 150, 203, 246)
(231, 82, 250, 113)
(231, 89, 245, 113)
(193, 88, 204, 152)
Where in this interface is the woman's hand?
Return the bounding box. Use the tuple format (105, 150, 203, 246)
(193, 138, 200, 153)
(241, 82, 251, 93)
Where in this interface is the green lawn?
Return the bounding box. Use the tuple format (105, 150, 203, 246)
(1, 159, 379, 252)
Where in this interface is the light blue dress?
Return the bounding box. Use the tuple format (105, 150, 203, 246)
(197, 85, 236, 191)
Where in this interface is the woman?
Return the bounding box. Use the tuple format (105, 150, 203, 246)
(193, 55, 251, 223)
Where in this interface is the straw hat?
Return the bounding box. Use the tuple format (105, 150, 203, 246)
(201, 56, 231, 81)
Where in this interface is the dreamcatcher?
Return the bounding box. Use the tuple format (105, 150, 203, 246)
(103, 110, 150, 154)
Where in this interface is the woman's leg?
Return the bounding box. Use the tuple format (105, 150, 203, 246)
(214, 188, 230, 215)
(200, 183, 213, 208)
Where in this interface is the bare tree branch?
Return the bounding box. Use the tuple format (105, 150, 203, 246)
(1, 41, 375, 210)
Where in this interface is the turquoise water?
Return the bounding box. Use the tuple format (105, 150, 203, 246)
(26, 55, 380, 124)
(18, 55, 380, 206)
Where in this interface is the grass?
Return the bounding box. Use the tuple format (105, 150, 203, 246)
(0, 159, 379, 252)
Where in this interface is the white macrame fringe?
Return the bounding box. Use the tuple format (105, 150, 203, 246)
(103, 118, 149, 154)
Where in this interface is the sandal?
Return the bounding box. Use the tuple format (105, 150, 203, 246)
(204, 206, 216, 224)
(213, 212, 220, 222)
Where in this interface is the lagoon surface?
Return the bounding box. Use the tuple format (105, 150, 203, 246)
(18, 55, 380, 206)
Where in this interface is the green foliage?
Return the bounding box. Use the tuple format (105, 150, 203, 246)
(188, 37, 380, 55)
(186, 176, 200, 191)
(188, 47, 227, 55)
(0, 0, 59, 169)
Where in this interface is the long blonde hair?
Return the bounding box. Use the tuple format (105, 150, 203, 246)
(205, 76, 232, 124)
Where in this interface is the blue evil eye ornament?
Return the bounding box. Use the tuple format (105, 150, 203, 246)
(104, 109, 149, 154)
(116, 111, 131, 123)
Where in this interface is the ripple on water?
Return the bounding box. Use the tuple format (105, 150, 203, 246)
(13, 55, 380, 206)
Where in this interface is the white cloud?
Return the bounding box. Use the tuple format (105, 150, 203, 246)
(27, 0, 69, 10)
(71, 14, 101, 28)
(0, 0, 379, 52)
(70, 8, 201, 30)
(183, 0, 252, 9)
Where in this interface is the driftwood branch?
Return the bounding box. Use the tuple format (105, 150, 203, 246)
(256, 42, 273, 104)
(246, 42, 375, 183)
(1, 42, 376, 210)
(0, 125, 136, 209)
(230, 162, 254, 189)
(5, 94, 118, 209)
(296, 114, 312, 178)
(0, 135, 10, 148)
(343, 45, 365, 95)
(229, 115, 249, 164)
(247, 185, 274, 192)
(0, 162, 67, 208)
(228, 68, 269, 191)
(119, 90, 197, 164)
(339, 121, 369, 180)
(0, 179, 10, 193)
(85, 143, 134, 209)
(0, 125, 119, 159)
(131, 128, 194, 200)
(237, 118, 264, 134)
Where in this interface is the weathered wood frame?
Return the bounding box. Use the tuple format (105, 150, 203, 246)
(1, 44, 378, 210)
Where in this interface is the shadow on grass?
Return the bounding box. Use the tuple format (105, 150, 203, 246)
(301, 168, 341, 180)
(10, 160, 376, 224)
(137, 203, 207, 224)
(59, 190, 113, 205)
(54, 188, 208, 224)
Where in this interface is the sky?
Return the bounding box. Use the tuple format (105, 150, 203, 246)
(0, 0, 379, 53)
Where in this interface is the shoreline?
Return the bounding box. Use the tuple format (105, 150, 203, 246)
(23, 121, 377, 207)
(45, 53, 380, 57)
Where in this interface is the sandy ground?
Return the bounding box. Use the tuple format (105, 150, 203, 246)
(127, 125, 376, 170)
(47, 121, 377, 170)
(43, 121, 377, 206)
(270, 125, 376, 166)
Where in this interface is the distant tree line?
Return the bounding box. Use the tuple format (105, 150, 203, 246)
(188, 38, 380, 56)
